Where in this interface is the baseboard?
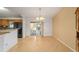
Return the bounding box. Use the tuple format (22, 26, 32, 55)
(54, 36, 76, 52)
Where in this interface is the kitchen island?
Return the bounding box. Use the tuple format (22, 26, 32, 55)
(0, 29, 18, 52)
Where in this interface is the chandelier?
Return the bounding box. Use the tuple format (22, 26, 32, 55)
(36, 8, 45, 21)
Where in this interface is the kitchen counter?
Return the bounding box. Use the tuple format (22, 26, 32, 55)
(0, 32, 10, 35)
(0, 29, 17, 32)
(0, 29, 18, 52)
(0, 29, 17, 35)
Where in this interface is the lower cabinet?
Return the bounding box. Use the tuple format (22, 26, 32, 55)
(0, 36, 4, 51)
(0, 30, 17, 52)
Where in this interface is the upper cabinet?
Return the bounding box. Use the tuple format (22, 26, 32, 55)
(0, 19, 2, 25)
(0, 18, 22, 29)
(2, 19, 9, 26)
(0, 19, 9, 26)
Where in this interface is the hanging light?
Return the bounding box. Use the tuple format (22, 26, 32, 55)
(36, 8, 45, 21)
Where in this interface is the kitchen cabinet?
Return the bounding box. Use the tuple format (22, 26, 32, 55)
(0, 19, 9, 27)
(0, 36, 3, 51)
(0, 29, 17, 52)
(0, 20, 2, 25)
(1, 19, 9, 26)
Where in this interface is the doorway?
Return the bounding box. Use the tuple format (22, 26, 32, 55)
(30, 21, 43, 36)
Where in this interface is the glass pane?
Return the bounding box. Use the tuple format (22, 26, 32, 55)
(30, 22, 43, 36)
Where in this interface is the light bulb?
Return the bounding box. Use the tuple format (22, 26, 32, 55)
(36, 17, 40, 21)
(36, 17, 45, 21)
(40, 17, 45, 21)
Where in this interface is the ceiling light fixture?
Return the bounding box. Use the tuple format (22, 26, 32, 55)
(36, 8, 45, 21)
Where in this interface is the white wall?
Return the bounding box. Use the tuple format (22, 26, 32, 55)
(22, 16, 53, 37)
(22, 16, 30, 37)
(44, 17, 53, 36)
(22, 17, 26, 38)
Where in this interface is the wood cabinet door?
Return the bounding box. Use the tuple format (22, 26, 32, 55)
(75, 8, 79, 51)
(2, 19, 9, 26)
(0, 20, 2, 25)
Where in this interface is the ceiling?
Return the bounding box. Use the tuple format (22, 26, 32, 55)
(6, 7, 63, 18)
(0, 7, 19, 18)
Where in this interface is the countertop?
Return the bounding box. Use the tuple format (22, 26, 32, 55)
(0, 29, 17, 35)
(0, 32, 10, 35)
